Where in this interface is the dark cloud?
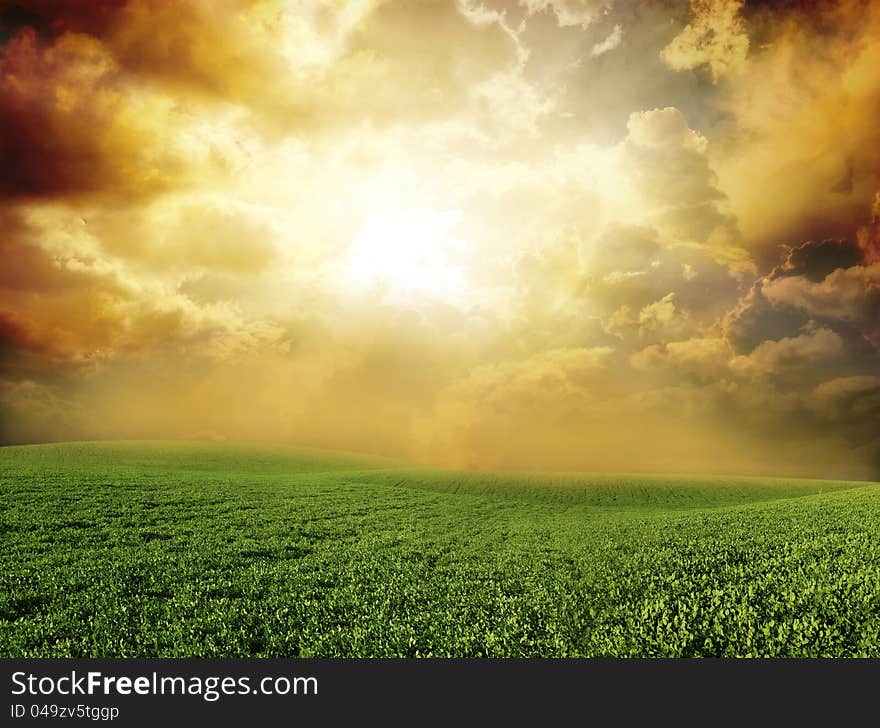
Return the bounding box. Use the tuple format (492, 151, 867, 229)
(775, 239, 866, 283)
(585, 224, 743, 342)
(0, 0, 130, 49)
(723, 280, 810, 354)
(858, 192, 880, 264)
(742, 0, 871, 41)
(0, 30, 104, 198)
(724, 232, 880, 353)
(0, 1, 287, 99)
(0, 303, 90, 383)
(0, 310, 46, 357)
(0, 27, 182, 201)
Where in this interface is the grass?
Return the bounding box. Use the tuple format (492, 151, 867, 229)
(1, 440, 879, 657)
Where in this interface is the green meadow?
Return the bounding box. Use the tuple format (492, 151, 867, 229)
(1, 441, 878, 657)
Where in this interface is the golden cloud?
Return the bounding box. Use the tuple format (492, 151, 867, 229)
(1, 0, 878, 479)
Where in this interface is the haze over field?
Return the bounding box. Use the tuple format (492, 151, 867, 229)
(1, 0, 879, 479)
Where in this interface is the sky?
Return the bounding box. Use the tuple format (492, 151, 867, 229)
(1, 0, 878, 479)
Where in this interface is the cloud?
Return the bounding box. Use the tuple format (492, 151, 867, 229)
(0, 200, 289, 384)
(729, 325, 844, 379)
(631, 337, 730, 382)
(620, 107, 744, 245)
(626, 106, 707, 152)
(723, 231, 880, 348)
(0, 378, 87, 445)
(661, 0, 749, 81)
(761, 263, 880, 326)
(858, 191, 880, 264)
(519, 0, 607, 29)
(0, 29, 179, 200)
(84, 197, 281, 275)
(714, 1, 880, 255)
(590, 22, 621, 56)
(636, 293, 691, 339)
(774, 239, 866, 283)
(2, 0, 522, 158)
(1, 1, 878, 480)
(0, 1, 128, 36)
(812, 376, 880, 421)
(340, 0, 521, 126)
(585, 222, 743, 342)
(452, 346, 614, 409)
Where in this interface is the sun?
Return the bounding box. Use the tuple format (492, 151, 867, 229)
(341, 208, 470, 305)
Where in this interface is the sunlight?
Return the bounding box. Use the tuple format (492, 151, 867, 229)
(342, 208, 470, 305)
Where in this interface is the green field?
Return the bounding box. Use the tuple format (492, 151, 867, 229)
(2, 441, 879, 657)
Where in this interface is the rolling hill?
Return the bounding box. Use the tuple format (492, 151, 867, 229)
(2, 441, 878, 657)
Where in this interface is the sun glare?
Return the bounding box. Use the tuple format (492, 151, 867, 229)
(342, 208, 470, 305)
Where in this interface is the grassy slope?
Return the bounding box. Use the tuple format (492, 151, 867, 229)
(1, 441, 878, 657)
